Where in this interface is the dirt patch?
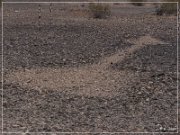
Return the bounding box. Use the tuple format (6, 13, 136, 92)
(97, 35, 165, 69)
(5, 68, 136, 97)
(5, 36, 165, 97)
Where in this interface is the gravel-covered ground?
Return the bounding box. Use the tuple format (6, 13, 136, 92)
(1, 2, 179, 134)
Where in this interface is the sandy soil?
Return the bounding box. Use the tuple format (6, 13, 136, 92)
(1, 3, 178, 134)
(5, 36, 165, 98)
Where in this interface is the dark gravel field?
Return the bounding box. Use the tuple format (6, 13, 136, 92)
(112, 44, 177, 72)
(1, 2, 179, 134)
(3, 22, 130, 70)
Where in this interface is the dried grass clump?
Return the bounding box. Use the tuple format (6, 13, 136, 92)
(88, 3, 111, 19)
(156, 0, 179, 15)
(129, 0, 145, 6)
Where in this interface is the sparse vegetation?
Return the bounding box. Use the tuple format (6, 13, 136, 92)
(156, 0, 179, 15)
(129, 0, 145, 6)
(88, 3, 111, 19)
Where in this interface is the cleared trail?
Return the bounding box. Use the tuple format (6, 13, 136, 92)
(94, 35, 164, 69)
(5, 36, 165, 97)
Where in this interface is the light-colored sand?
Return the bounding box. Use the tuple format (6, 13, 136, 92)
(5, 36, 165, 97)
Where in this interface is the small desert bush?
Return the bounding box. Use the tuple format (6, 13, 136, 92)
(129, 0, 145, 6)
(88, 3, 111, 19)
(156, 0, 179, 15)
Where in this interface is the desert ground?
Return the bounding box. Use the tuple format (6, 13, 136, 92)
(0, 1, 179, 135)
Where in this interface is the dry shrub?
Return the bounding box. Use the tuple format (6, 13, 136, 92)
(129, 0, 145, 6)
(88, 3, 111, 19)
(156, 0, 179, 15)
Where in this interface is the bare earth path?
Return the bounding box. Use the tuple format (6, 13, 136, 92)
(5, 36, 166, 97)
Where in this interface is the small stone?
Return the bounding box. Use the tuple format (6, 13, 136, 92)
(95, 88, 100, 91)
(149, 81, 153, 84)
(160, 126, 163, 131)
(138, 92, 142, 95)
(15, 10, 19, 13)
(26, 79, 32, 83)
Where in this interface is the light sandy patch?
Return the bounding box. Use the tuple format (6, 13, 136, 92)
(5, 68, 136, 97)
(5, 36, 165, 97)
(96, 35, 165, 69)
